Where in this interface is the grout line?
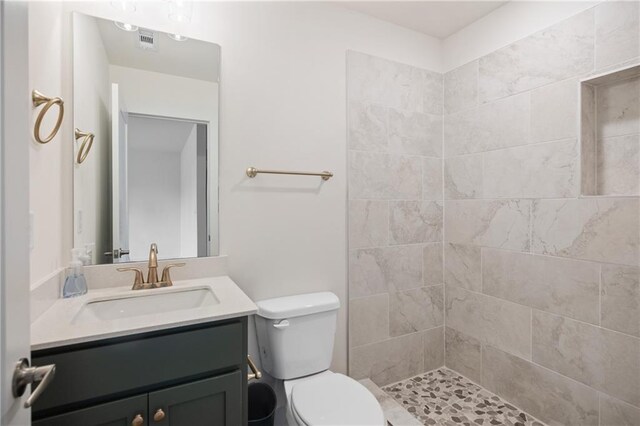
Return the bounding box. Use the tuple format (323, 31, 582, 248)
(598, 264, 602, 327)
(598, 392, 602, 426)
(452, 284, 640, 341)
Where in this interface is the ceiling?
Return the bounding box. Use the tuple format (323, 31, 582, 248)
(95, 16, 220, 82)
(338, 1, 508, 39)
(128, 115, 197, 152)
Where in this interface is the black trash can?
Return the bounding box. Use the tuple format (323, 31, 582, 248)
(248, 382, 277, 426)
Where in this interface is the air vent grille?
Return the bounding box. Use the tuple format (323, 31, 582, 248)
(137, 29, 157, 51)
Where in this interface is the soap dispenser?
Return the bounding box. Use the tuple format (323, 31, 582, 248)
(63, 248, 88, 298)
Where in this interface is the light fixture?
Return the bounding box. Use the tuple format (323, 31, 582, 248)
(168, 0, 193, 23)
(167, 33, 189, 42)
(114, 21, 139, 32)
(110, 0, 137, 13)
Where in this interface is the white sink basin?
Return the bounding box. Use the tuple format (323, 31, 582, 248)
(72, 287, 219, 324)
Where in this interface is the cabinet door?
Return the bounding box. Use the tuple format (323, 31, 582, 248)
(33, 394, 148, 426)
(148, 371, 242, 426)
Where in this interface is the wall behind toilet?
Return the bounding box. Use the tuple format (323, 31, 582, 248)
(27, 1, 442, 376)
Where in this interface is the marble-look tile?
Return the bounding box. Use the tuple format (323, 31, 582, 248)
(445, 199, 531, 251)
(597, 134, 640, 196)
(478, 10, 594, 103)
(595, 0, 640, 70)
(601, 264, 640, 337)
(384, 368, 548, 426)
(482, 248, 599, 324)
(444, 92, 530, 156)
(446, 286, 531, 359)
(444, 243, 481, 292)
(347, 52, 418, 112)
(532, 310, 640, 407)
(444, 154, 483, 199)
(600, 394, 640, 426)
(531, 79, 578, 143)
(389, 201, 442, 245)
(418, 68, 444, 115)
(390, 286, 443, 337)
(422, 157, 442, 201)
(388, 154, 422, 199)
(424, 326, 445, 372)
(349, 245, 423, 298)
(482, 345, 599, 426)
(349, 294, 389, 347)
(347, 51, 443, 114)
(350, 332, 424, 386)
(359, 378, 423, 426)
(348, 200, 389, 249)
(531, 198, 639, 265)
(581, 83, 597, 195)
(482, 139, 579, 199)
(349, 150, 389, 199)
(348, 101, 387, 151)
(444, 60, 478, 114)
(423, 243, 443, 286)
(597, 76, 640, 139)
(389, 109, 442, 157)
(445, 327, 482, 383)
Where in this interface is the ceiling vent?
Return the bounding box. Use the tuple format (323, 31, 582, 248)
(137, 29, 158, 51)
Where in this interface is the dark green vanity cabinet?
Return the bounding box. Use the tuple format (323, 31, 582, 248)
(31, 317, 248, 426)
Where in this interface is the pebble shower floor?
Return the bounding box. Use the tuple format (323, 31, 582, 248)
(382, 368, 547, 426)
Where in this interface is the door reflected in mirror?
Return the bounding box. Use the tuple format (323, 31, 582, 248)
(72, 12, 220, 264)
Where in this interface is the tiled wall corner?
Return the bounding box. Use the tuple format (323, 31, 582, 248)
(347, 51, 444, 386)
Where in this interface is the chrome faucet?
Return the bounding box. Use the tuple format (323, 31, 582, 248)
(117, 243, 185, 290)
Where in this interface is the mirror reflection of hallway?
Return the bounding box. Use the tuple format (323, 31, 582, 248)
(126, 114, 208, 262)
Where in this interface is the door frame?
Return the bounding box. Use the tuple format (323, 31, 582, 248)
(1, 1, 32, 424)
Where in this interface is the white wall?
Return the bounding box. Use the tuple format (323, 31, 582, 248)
(128, 148, 182, 261)
(180, 125, 198, 258)
(73, 13, 111, 265)
(28, 1, 442, 375)
(127, 117, 197, 261)
(28, 2, 71, 286)
(442, 1, 599, 71)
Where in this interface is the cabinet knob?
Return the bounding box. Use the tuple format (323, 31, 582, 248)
(131, 414, 144, 426)
(154, 408, 166, 422)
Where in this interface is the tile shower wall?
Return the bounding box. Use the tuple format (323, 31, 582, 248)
(347, 52, 445, 385)
(443, 3, 640, 426)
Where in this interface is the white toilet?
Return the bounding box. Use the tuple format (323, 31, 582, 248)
(255, 292, 385, 426)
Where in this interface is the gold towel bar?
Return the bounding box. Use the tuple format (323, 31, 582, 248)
(247, 355, 262, 381)
(246, 167, 333, 181)
(74, 128, 95, 164)
(32, 90, 64, 144)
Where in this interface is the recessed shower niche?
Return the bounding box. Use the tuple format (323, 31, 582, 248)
(581, 64, 640, 196)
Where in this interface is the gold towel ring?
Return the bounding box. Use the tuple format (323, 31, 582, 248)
(32, 90, 64, 144)
(75, 128, 95, 164)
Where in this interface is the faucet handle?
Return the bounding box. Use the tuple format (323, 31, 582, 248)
(117, 267, 145, 290)
(160, 263, 186, 286)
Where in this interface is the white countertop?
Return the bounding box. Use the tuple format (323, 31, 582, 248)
(31, 276, 257, 351)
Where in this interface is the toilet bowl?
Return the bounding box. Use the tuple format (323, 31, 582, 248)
(254, 292, 385, 426)
(285, 371, 384, 426)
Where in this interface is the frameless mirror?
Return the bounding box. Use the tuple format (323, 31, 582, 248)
(72, 12, 220, 265)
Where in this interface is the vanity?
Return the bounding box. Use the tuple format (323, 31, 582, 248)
(31, 277, 257, 426)
(27, 10, 250, 425)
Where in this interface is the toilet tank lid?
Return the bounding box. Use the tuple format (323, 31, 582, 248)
(256, 292, 340, 319)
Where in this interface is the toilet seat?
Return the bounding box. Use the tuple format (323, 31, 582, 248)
(290, 373, 385, 425)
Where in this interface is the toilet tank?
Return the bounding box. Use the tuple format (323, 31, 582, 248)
(254, 292, 340, 380)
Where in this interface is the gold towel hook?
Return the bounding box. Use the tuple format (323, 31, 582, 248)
(32, 90, 64, 144)
(74, 128, 95, 164)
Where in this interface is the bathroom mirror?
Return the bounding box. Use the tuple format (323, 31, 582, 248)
(72, 12, 220, 265)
